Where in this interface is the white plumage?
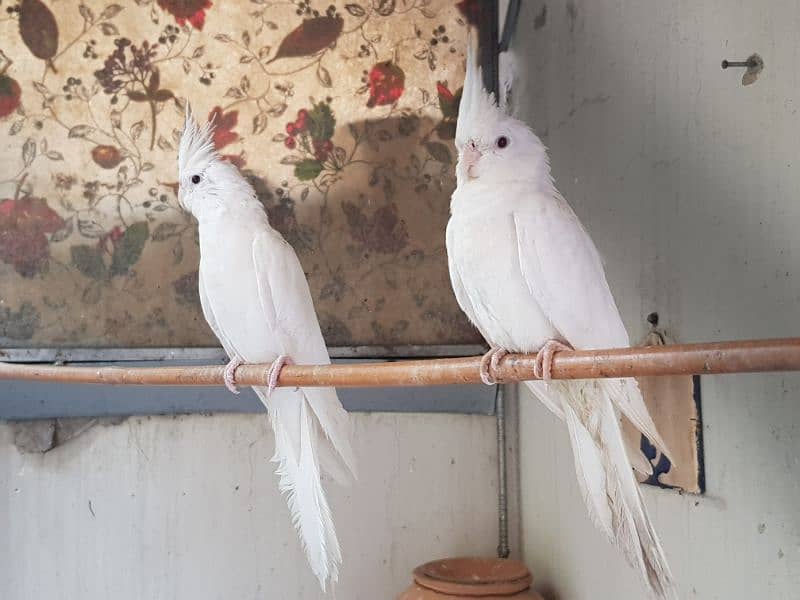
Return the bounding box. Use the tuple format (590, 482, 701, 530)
(178, 109, 356, 590)
(446, 45, 677, 599)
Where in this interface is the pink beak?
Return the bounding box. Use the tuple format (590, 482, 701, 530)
(462, 140, 482, 178)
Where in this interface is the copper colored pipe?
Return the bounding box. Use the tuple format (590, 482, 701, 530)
(0, 338, 799, 388)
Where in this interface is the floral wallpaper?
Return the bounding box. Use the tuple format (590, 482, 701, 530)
(0, 0, 485, 349)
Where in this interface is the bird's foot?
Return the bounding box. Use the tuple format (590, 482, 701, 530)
(479, 346, 509, 385)
(267, 354, 294, 396)
(224, 356, 245, 394)
(533, 340, 573, 382)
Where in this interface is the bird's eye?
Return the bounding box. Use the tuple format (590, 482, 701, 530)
(496, 136, 509, 149)
(191, 174, 201, 184)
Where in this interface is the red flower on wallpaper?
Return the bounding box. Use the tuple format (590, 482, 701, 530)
(91, 145, 124, 169)
(0, 74, 21, 119)
(456, 0, 481, 26)
(436, 82, 455, 104)
(435, 81, 462, 139)
(157, 0, 212, 30)
(367, 61, 405, 108)
(208, 106, 245, 168)
(0, 196, 65, 277)
(97, 225, 124, 254)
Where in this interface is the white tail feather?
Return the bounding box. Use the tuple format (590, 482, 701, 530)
(525, 379, 655, 475)
(528, 380, 677, 599)
(603, 378, 672, 461)
(562, 398, 614, 539)
(626, 435, 655, 477)
(254, 386, 353, 590)
(596, 393, 677, 599)
(304, 385, 358, 483)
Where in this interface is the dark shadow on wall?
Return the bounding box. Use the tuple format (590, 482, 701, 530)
(244, 114, 479, 348)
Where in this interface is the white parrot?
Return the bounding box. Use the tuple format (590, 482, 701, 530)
(446, 46, 677, 599)
(178, 109, 356, 590)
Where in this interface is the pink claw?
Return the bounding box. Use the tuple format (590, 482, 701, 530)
(479, 347, 508, 385)
(224, 356, 245, 394)
(533, 340, 573, 381)
(267, 354, 294, 396)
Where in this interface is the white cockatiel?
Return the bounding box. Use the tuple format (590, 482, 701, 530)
(446, 47, 677, 599)
(178, 109, 356, 590)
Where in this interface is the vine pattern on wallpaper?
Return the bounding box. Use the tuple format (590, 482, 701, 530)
(0, 0, 483, 348)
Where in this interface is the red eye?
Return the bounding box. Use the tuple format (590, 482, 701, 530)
(496, 136, 509, 149)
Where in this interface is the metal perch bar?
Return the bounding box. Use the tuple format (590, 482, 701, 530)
(1, 338, 799, 388)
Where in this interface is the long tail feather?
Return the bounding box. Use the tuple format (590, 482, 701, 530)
(531, 379, 677, 599)
(254, 385, 354, 590)
(525, 379, 654, 476)
(304, 386, 358, 483)
(595, 391, 676, 599)
(602, 378, 672, 461)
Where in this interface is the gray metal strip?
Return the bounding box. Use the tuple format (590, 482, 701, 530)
(0, 345, 486, 362)
(0, 358, 497, 419)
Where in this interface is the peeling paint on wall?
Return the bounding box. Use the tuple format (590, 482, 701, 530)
(11, 417, 125, 453)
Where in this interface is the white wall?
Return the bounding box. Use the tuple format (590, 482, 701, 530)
(511, 2, 800, 599)
(0, 412, 498, 600)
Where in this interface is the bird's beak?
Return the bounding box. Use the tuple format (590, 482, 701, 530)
(462, 139, 482, 179)
(177, 185, 187, 212)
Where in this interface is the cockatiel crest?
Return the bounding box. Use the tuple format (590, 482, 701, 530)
(178, 106, 217, 180)
(177, 106, 252, 217)
(454, 44, 550, 195)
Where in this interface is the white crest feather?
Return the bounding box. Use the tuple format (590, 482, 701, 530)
(456, 38, 500, 148)
(498, 46, 517, 115)
(178, 104, 219, 179)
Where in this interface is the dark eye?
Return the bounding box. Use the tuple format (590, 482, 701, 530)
(496, 136, 509, 149)
(191, 174, 201, 184)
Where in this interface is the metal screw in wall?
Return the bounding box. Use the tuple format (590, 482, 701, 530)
(721, 53, 764, 86)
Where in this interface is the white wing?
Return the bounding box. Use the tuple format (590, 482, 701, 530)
(445, 220, 489, 341)
(251, 231, 357, 478)
(198, 270, 238, 358)
(251, 232, 317, 361)
(512, 196, 628, 350)
(513, 196, 670, 457)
